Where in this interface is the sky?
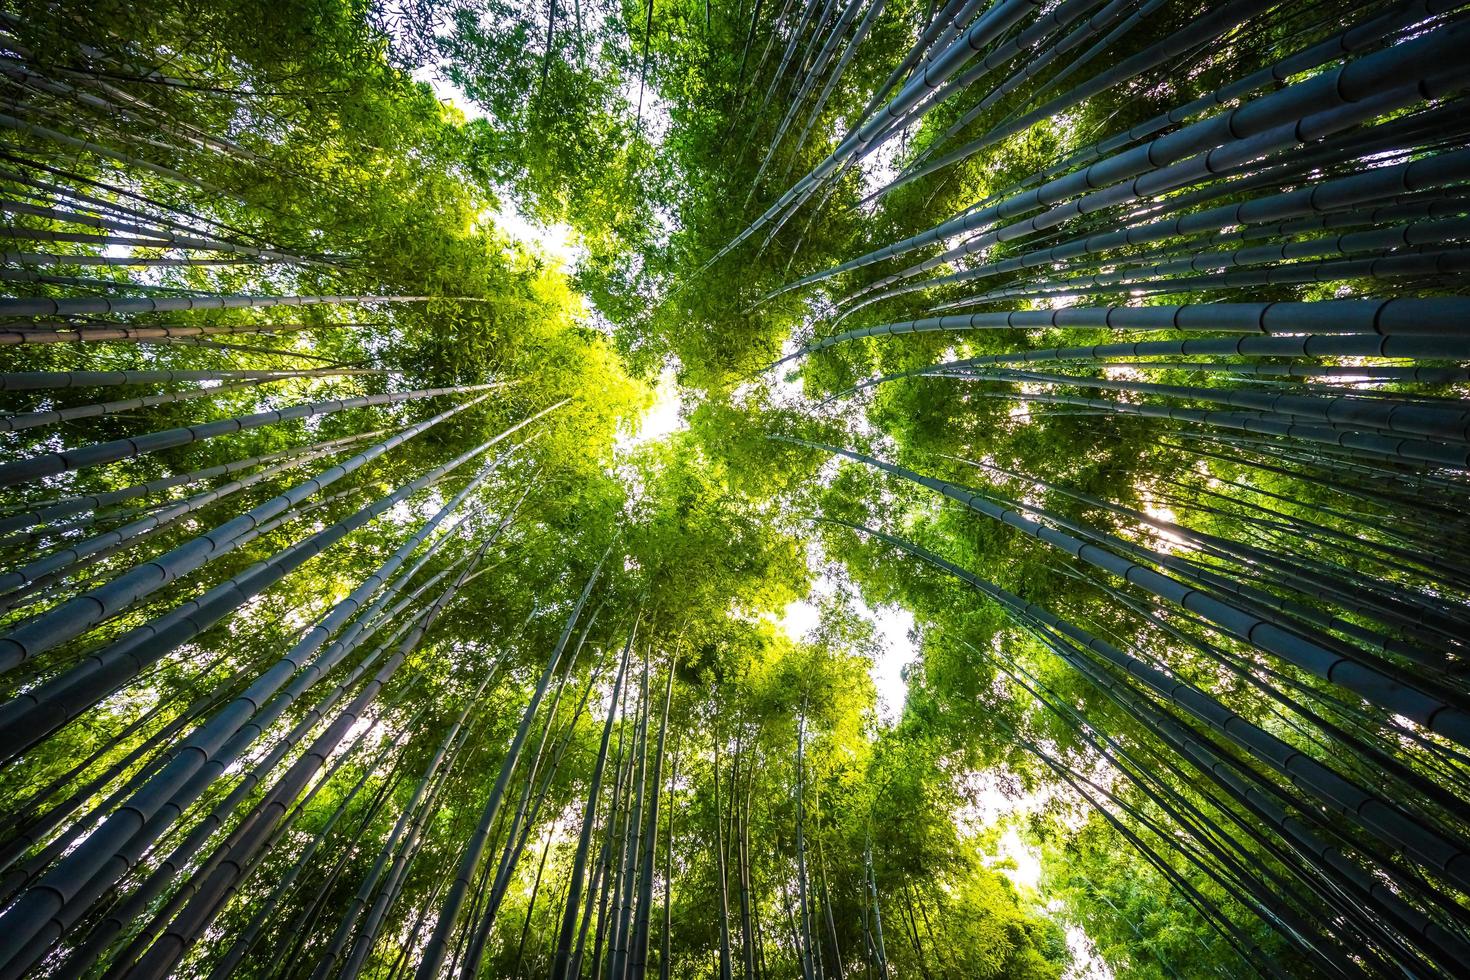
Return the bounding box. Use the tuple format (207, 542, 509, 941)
(490, 206, 581, 266)
(778, 585, 915, 724)
(615, 365, 686, 451)
(411, 65, 583, 266)
(411, 65, 485, 120)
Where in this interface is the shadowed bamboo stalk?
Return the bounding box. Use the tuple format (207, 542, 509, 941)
(630, 652, 676, 974)
(0, 435, 541, 972)
(0, 365, 388, 391)
(969, 365, 1470, 444)
(882, 0, 1454, 201)
(930, 382, 1470, 468)
(0, 379, 273, 434)
(0, 425, 370, 598)
(788, 0, 887, 167)
(119, 545, 492, 980)
(835, 518, 1470, 915)
(853, 0, 1114, 193)
(0, 381, 500, 487)
(63, 609, 432, 977)
(333, 697, 484, 980)
(308, 667, 493, 980)
(938, 216, 1470, 309)
(836, 147, 1470, 316)
(0, 199, 309, 262)
(887, 0, 1137, 185)
(768, 19, 1470, 298)
(0, 419, 544, 761)
(412, 546, 609, 980)
(0, 390, 502, 674)
(780, 438, 1470, 749)
(0, 292, 455, 318)
(828, 333, 1470, 401)
(702, 0, 1050, 271)
(0, 319, 342, 345)
(784, 297, 1470, 364)
(50, 453, 517, 973)
(0, 428, 382, 538)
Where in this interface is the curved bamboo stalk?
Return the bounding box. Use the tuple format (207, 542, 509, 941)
(63, 611, 427, 977)
(942, 215, 1470, 309)
(0, 445, 526, 972)
(120, 554, 484, 980)
(784, 438, 1470, 747)
(0, 292, 447, 318)
(790, 296, 1470, 364)
(884, 0, 1450, 200)
(0, 366, 386, 391)
(0, 319, 337, 346)
(0, 422, 538, 761)
(769, 19, 1470, 297)
(0, 377, 272, 433)
(0, 428, 381, 538)
(0, 390, 500, 674)
(411, 547, 608, 980)
(701, 0, 1046, 271)
(0, 381, 498, 488)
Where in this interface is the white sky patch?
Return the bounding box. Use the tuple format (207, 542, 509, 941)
(777, 572, 916, 725)
(1141, 501, 1186, 555)
(954, 771, 1119, 976)
(487, 205, 581, 267)
(858, 131, 906, 204)
(778, 597, 822, 637)
(956, 768, 1060, 831)
(866, 602, 915, 723)
(1063, 926, 1116, 980)
(615, 364, 686, 452)
(990, 825, 1043, 892)
(742, 330, 817, 411)
(1101, 364, 1147, 382)
(407, 65, 586, 269)
(411, 65, 486, 121)
(951, 769, 1121, 975)
(622, 75, 673, 150)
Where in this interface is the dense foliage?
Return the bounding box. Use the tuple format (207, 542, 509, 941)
(0, 0, 1466, 977)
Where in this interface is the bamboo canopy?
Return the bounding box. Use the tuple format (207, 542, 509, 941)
(1, 1, 1468, 977)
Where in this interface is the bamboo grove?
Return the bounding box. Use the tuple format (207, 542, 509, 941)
(0, 0, 1466, 977)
